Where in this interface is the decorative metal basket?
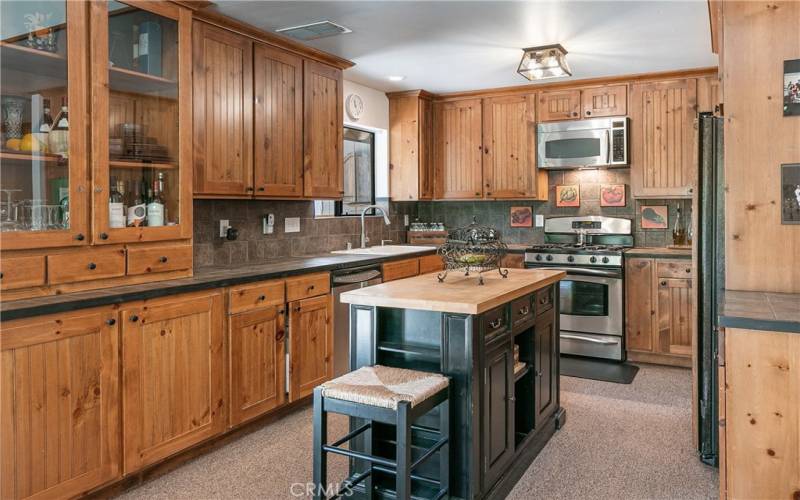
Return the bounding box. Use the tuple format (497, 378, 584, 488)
(436, 217, 509, 285)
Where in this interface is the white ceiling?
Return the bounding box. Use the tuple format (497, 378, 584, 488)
(211, 1, 718, 94)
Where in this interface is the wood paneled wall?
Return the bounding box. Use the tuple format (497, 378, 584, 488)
(722, 1, 800, 293)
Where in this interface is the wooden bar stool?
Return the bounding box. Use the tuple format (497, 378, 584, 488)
(312, 365, 450, 500)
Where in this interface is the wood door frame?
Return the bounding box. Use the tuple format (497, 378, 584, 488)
(254, 43, 303, 198)
(302, 60, 343, 199)
(192, 21, 253, 197)
(482, 94, 537, 199)
(288, 294, 333, 400)
(90, 1, 192, 245)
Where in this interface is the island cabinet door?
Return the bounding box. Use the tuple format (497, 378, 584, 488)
(229, 306, 287, 427)
(534, 311, 558, 428)
(121, 291, 225, 473)
(288, 294, 333, 401)
(0, 308, 121, 500)
(482, 341, 515, 490)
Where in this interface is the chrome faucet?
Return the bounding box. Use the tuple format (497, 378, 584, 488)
(360, 205, 391, 248)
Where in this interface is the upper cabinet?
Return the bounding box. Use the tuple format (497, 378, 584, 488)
(193, 21, 253, 197)
(630, 78, 697, 198)
(303, 60, 343, 199)
(0, 1, 90, 250)
(581, 85, 627, 118)
(434, 99, 484, 199)
(90, 1, 192, 244)
(388, 93, 434, 201)
(537, 89, 581, 121)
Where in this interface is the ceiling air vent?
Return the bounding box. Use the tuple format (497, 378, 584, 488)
(276, 21, 352, 41)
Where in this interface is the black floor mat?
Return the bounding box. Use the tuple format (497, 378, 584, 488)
(560, 355, 640, 384)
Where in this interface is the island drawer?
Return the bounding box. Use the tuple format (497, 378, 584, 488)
(286, 272, 330, 302)
(229, 280, 285, 314)
(656, 260, 693, 279)
(0, 255, 46, 290)
(511, 294, 535, 330)
(482, 305, 510, 344)
(535, 285, 554, 315)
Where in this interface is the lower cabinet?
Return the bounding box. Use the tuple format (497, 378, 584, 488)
(288, 294, 333, 401)
(121, 291, 226, 473)
(534, 311, 558, 427)
(482, 339, 515, 489)
(229, 305, 287, 427)
(0, 307, 121, 500)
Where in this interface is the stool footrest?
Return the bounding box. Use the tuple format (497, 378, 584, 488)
(372, 465, 441, 486)
(330, 469, 371, 500)
(322, 445, 397, 469)
(411, 437, 448, 470)
(330, 422, 371, 448)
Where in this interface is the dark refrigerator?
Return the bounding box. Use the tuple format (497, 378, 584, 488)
(696, 113, 724, 467)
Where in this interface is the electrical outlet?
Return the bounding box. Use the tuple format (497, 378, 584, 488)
(535, 215, 544, 228)
(285, 217, 300, 233)
(219, 219, 230, 238)
(404, 214, 409, 226)
(263, 214, 275, 235)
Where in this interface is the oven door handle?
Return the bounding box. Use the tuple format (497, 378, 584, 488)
(561, 333, 620, 345)
(605, 129, 611, 165)
(541, 266, 622, 278)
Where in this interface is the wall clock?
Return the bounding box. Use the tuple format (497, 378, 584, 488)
(345, 93, 364, 121)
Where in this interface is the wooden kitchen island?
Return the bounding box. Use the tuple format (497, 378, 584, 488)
(340, 269, 566, 499)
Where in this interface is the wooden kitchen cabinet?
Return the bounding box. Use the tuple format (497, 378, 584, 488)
(434, 99, 484, 199)
(254, 43, 304, 197)
(483, 94, 546, 199)
(630, 78, 698, 198)
(192, 21, 253, 197)
(581, 85, 627, 118)
(229, 305, 287, 427)
(1, 307, 121, 499)
(482, 341, 515, 488)
(121, 290, 225, 473)
(288, 293, 333, 401)
(389, 92, 435, 200)
(534, 309, 558, 427)
(537, 89, 581, 121)
(625, 257, 693, 365)
(303, 60, 344, 199)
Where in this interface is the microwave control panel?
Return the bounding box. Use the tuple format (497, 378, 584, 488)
(611, 128, 627, 164)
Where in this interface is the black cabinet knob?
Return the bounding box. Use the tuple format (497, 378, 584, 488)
(660, 280, 667, 286)
(76, 233, 85, 241)
(159, 256, 168, 263)
(246, 186, 254, 192)
(0, 272, 3, 279)
(106, 318, 116, 326)
(130, 314, 139, 322)
(88, 262, 97, 270)
(585, 110, 592, 116)
(258, 295, 266, 301)
(100, 232, 108, 240)
(257, 187, 265, 192)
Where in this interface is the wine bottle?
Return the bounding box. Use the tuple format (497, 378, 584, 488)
(48, 99, 69, 157)
(672, 204, 686, 246)
(127, 180, 146, 227)
(39, 99, 53, 133)
(146, 173, 165, 227)
(109, 177, 125, 228)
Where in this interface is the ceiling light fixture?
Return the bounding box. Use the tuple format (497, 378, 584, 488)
(517, 44, 572, 81)
(387, 75, 406, 82)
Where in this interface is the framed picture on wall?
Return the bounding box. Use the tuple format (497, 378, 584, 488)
(640, 205, 668, 229)
(510, 206, 533, 227)
(600, 184, 626, 207)
(782, 163, 800, 224)
(784, 59, 800, 117)
(556, 185, 580, 207)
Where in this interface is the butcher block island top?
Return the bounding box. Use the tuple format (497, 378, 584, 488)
(341, 268, 565, 314)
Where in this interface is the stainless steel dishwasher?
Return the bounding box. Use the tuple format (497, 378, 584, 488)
(332, 264, 382, 377)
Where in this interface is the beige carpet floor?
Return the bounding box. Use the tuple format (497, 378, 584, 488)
(117, 364, 717, 500)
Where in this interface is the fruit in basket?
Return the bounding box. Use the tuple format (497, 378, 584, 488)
(5, 138, 21, 150)
(459, 253, 487, 265)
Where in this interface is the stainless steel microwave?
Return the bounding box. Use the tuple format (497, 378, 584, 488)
(537, 116, 628, 169)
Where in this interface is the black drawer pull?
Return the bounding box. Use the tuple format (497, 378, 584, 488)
(258, 295, 266, 301)
(308, 284, 315, 291)
(76, 233, 85, 241)
(257, 187, 265, 192)
(159, 256, 168, 263)
(88, 262, 97, 270)
(130, 314, 139, 322)
(0, 272, 3, 279)
(539, 296, 548, 304)
(660, 280, 667, 286)
(489, 318, 503, 329)
(106, 318, 116, 326)
(100, 232, 108, 240)
(518, 306, 530, 315)
(685, 268, 691, 273)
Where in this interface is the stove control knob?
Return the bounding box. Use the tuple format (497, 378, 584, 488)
(546, 255, 553, 261)
(602, 256, 610, 264)
(535, 254, 543, 261)
(567, 256, 575, 262)
(589, 256, 597, 263)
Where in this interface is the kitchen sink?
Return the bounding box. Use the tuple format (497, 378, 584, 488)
(331, 245, 437, 256)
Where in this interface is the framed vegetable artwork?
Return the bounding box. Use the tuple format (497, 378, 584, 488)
(600, 184, 626, 207)
(510, 206, 533, 227)
(640, 205, 668, 229)
(555, 185, 580, 207)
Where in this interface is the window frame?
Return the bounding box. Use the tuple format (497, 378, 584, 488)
(336, 126, 376, 216)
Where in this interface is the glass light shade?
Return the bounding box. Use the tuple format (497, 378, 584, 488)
(517, 44, 572, 81)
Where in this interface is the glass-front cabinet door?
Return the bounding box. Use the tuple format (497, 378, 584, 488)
(90, 0, 191, 244)
(0, 1, 89, 250)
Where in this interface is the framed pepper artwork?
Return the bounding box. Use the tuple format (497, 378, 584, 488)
(600, 184, 626, 207)
(510, 206, 533, 227)
(555, 185, 580, 207)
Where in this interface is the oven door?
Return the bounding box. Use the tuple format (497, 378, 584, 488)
(537, 128, 610, 169)
(545, 266, 624, 336)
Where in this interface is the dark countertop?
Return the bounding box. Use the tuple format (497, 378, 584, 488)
(719, 289, 800, 334)
(0, 248, 438, 322)
(624, 247, 692, 259)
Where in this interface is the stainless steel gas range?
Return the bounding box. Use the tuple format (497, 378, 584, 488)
(524, 216, 632, 361)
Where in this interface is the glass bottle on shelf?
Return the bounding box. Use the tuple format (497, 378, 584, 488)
(109, 178, 125, 228)
(686, 207, 693, 246)
(59, 193, 69, 229)
(127, 180, 146, 227)
(49, 100, 69, 157)
(146, 173, 165, 227)
(672, 204, 686, 246)
(39, 100, 53, 133)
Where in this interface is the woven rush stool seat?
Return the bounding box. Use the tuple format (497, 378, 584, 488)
(313, 365, 450, 500)
(320, 365, 449, 410)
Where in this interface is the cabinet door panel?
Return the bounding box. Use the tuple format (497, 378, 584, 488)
(534, 311, 557, 427)
(625, 258, 654, 352)
(1, 308, 120, 500)
(630, 79, 697, 197)
(229, 306, 286, 426)
(581, 85, 627, 118)
(304, 61, 343, 199)
(656, 278, 693, 356)
(193, 22, 253, 196)
(122, 291, 225, 472)
(254, 44, 303, 197)
(419, 97, 435, 199)
(482, 342, 514, 489)
(289, 294, 333, 400)
(434, 99, 483, 199)
(483, 94, 538, 199)
(538, 90, 581, 122)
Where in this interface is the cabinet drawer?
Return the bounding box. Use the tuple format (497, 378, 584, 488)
(48, 248, 126, 284)
(286, 272, 330, 302)
(382, 258, 420, 282)
(127, 244, 192, 276)
(656, 260, 693, 279)
(418, 254, 444, 275)
(229, 280, 285, 314)
(535, 286, 554, 315)
(482, 305, 509, 344)
(511, 294, 534, 329)
(0, 255, 46, 290)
